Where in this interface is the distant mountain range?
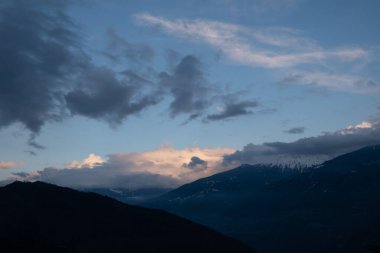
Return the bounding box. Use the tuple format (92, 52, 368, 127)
(0, 181, 255, 253)
(145, 145, 380, 253)
(83, 187, 171, 204)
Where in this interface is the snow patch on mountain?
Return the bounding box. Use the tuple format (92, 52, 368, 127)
(238, 154, 330, 169)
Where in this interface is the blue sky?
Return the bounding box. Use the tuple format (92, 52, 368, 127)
(1, 0, 380, 188)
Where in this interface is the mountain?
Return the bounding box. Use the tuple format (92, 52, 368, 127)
(0, 181, 255, 253)
(84, 187, 171, 204)
(146, 145, 380, 253)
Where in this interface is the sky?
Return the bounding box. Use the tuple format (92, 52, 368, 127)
(1, 0, 380, 189)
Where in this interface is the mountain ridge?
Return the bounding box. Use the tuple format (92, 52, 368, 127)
(145, 145, 380, 253)
(0, 181, 255, 253)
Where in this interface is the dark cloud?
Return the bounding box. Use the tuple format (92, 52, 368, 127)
(12, 172, 29, 178)
(207, 100, 259, 121)
(223, 122, 380, 165)
(65, 67, 160, 125)
(0, 0, 163, 143)
(183, 156, 208, 170)
(28, 135, 45, 149)
(181, 113, 202, 125)
(104, 29, 154, 64)
(0, 0, 266, 147)
(0, 0, 85, 135)
(284, 127, 305, 134)
(159, 55, 210, 117)
(159, 55, 260, 122)
(264, 129, 380, 156)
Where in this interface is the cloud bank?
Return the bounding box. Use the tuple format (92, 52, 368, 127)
(12, 146, 234, 189)
(8, 119, 380, 188)
(224, 121, 380, 166)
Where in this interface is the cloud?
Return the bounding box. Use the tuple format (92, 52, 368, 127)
(107, 146, 234, 182)
(8, 119, 380, 188)
(28, 136, 45, 150)
(158, 55, 260, 122)
(66, 153, 106, 169)
(0, 161, 24, 170)
(224, 120, 380, 166)
(0, 0, 85, 135)
(103, 29, 154, 64)
(0, 1, 161, 144)
(11, 146, 234, 189)
(136, 14, 379, 96)
(339, 121, 373, 135)
(159, 55, 210, 117)
(136, 13, 368, 68)
(206, 100, 259, 121)
(284, 127, 305, 134)
(65, 66, 161, 125)
(282, 72, 380, 95)
(0, 0, 268, 145)
(183, 156, 208, 170)
(11, 172, 30, 177)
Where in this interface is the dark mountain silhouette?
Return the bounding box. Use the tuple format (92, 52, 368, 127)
(0, 181, 255, 253)
(146, 145, 380, 253)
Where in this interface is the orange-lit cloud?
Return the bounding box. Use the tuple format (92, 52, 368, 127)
(0, 161, 24, 169)
(66, 154, 106, 169)
(109, 145, 235, 183)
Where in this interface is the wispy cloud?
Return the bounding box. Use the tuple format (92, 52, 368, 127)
(282, 72, 380, 95)
(0, 161, 24, 170)
(135, 13, 368, 68)
(206, 100, 259, 121)
(103, 29, 155, 64)
(284, 127, 305, 134)
(135, 14, 380, 95)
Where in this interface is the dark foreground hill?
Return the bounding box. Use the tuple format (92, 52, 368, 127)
(0, 181, 255, 253)
(147, 146, 380, 253)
